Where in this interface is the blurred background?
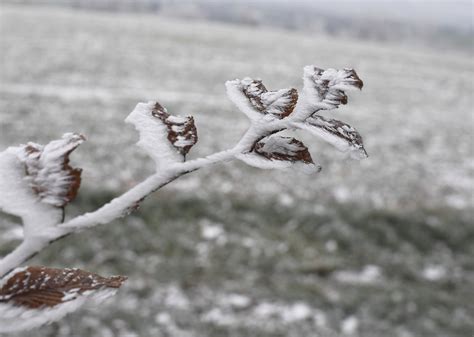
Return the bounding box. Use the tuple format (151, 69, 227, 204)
(0, 1, 472, 336)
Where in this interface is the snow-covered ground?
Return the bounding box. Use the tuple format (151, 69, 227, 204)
(0, 5, 473, 337)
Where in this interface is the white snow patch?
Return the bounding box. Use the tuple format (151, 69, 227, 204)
(202, 307, 237, 326)
(282, 302, 313, 323)
(334, 265, 382, 285)
(0, 287, 118, 333)
(0, 150, 63, 238)
(253, 301, 313, 323)
(221, 293, 252, 309)
(155, 312, 172, 325)
(325, 240, 338, 252)
(422, 265, 446, 281)
(201, 223, 224, 240)
(341, 315, 359, 335)
(164, 285, 190, 309)
(125, 101, 183, 169)
(225, 79, 263, 121)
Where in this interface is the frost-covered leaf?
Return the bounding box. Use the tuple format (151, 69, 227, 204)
(125, 101, 198, 168)
(11, 133, 85, 208)
(226, 78, 298, 120)
(295, 115, 368, 159)
(303, 66, 363, 111)
(0, 266, 126, 332)
(0, 150, 64, 235)
(236, 135, 320, 174)
(151, 102, 198, 156)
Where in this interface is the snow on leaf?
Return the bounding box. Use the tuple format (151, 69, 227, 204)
(236, 135, 321, 174)
(14, 133, 85, 208)
(125, 101, 198, 169)
(0, 150, 64, 234)
(0, 266, 126, 332)
(226, 78, 298, 120)
(302, 66, 363, 111)
(295, 115, 368, 159)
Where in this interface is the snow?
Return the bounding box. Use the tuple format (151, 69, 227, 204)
(173, 136, 194, 148)
(294, 115, 368, 159)
(202, 307, 237, 326)
(155, 312, 172, 325)
(225, 79, 264, 121)
(281, 302, 313, 323)
(201, 223, 224, 240)
(0, 298, 88, 333)
(253, 301, 314, 323)
(2, 58, 362, 282)
(333, 265, 382, 285)
(0, 132, 83, 260)
(302, 65, 362, 111)
(0, 287, 118, 333)
(0, 149, 63, 240)
(341, 315, 359, 335)
(166, 115, 188, 124)
(226, 77, 298, 120)
(422, 265, 447, 281)
(125, 101, 184, 169)
(163, 285, 190, 309)
(0, 266, 124, 332)
(224, 294, 252, 309)
(17, 133, 84, 207)
(260, 89, 295, 116)
(235, 134, 321, 174)
(325, 240, 338, 252)
(1, 6, 471, 336)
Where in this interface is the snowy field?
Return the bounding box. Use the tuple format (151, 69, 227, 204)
(0, 5, 473, 337)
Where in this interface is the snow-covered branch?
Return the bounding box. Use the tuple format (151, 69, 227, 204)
(0, 65, 366, 331)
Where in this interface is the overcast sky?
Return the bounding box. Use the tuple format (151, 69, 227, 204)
(211, 0, 473, 30)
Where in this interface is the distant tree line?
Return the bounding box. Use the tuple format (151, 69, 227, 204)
(3, 0, 472, 51)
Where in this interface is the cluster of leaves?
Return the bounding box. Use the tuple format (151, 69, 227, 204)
(228, 66, 366, 171)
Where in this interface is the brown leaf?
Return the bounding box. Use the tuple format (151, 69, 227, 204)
(297, 115, 368, 159)
(236, 135, 321, 174)
(151, 102, 198, 156)
(254, 136, 314, 164)
(303, 66, 363, 110)
(227, 78, 298, 119)
(0, 266, 127, 309)
(18, 133, 85, 207)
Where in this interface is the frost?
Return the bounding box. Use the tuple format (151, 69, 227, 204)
(202, 307, 237, 326)
(0, 149, 63, 237)
(302, 66, 363, 111)
(341, 315, 359, 335)
(226, 78, 298, 120)
(295, 115, 367, 159)
(236, 135, 321, 174)
(253, 301, 314, 323)
(155, 312, 172, 325)
(333, 265, 382, 285)
(201, 223, 224, 240)
(125, 101, 197, 169)
(422, 265, 446, 281)
(0, 266, 126, 332)
(0, 132, 84, 233)
(163, 285, 190, 309)
(0, 64, 367, 331)
(325, 240, 338, 252)
(15, 133, 85, 207)
(0, 297, 88, 333)
(281, 302, 313, 323)
(224, 294, 251, 309)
